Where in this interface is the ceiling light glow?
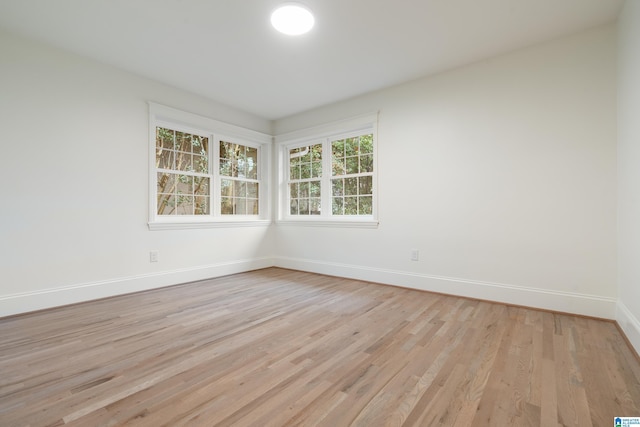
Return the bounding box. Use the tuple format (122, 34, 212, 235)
(271, 4, 314, 36)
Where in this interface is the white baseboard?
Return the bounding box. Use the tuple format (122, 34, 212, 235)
(274, 256, 617, 319)
(2, 256, 622, 329)
(616, 302, 640, 356)
(0, 257, 275, 317)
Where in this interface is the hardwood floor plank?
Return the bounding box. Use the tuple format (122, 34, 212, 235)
(1, 268, 639, 426)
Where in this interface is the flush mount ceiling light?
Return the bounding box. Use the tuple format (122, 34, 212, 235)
(271, 4, 314, 36)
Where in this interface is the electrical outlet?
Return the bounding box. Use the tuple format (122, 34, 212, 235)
(150, 250, 159, 263)
(411, 249, 419, 261)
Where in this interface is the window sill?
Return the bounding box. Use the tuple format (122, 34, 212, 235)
(276, 218, 379, 229)
(148, 219, 272, 230)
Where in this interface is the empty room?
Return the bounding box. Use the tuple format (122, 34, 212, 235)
(1, 0, 640, 426)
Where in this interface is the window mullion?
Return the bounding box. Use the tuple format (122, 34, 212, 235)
(322, 138, 333, 217)
(213, 135, 220, 216)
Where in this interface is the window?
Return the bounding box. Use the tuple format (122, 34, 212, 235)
(330, 134, 374, 215)
(277, 113, 378, 227)
(289, 143, 323, 215)
(149, 103, 271, 230)
(219, 141, 259, 215)
(156, 127, 211, 216)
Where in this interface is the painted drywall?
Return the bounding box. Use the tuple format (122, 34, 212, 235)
(274, 25, 618, 318)
(0, 31, 275, 316)
(617, 0, 640, 353)
(0, 24, 620, 322)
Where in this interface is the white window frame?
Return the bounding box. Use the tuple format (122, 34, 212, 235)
(275, 113, 379, 228)
(148, 102, 271, 230)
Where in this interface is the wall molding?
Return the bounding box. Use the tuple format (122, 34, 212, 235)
(0, 257, 275, 318)
(3, 255, 627, 350)
(274, 256, 617, 320)
(616, 302, 640, 356)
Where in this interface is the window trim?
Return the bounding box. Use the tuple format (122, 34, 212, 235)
(275, 113, 379, 228)
(148, 102, 272, 230)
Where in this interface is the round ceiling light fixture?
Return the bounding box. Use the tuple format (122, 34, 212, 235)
(271, 3, 315, 36)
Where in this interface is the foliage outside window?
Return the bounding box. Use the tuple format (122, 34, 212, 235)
(331, 134, 374, 215)
(156, 127, 211, 216)
(284, 127, 376, 221)
(155, 127, 262, 217)
(289, 143, 323, 215)
(149, 103, 270, 230)
(220, 141, 259, 215)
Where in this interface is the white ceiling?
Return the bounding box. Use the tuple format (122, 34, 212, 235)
(0, 0, 624, 120)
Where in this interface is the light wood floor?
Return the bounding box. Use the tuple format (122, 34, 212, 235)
(1, 268, 639, 426)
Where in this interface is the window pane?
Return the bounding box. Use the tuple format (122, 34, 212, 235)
(346, 157, 358, 174)
(299, 199, 309, 215)
(345, 137, 357, 156)
(299, 182, 309, 198)
(311, 161, 322, 178)
(332, 158, 345, 176)
(290, 165, 300, 180)
(359, 196, 373, 215)
(220, 159, 232, 177)
(344, 177, 358, 196)
(221, 197, 233, 214)
(360, 154, 373, 173)
(176, 175, 193, 194)
(310, 181, 321, 197)
(192, 135, 208, 156)
(247, 199, 259, 215)
(290, 182, 299, 199)
(221, 141, 258, 184)
(220, 141, 237, 177)
(194, 176, 209, 196)
(300, 147, 312, 163)
(194, 155, 208, 173)
(310, 198, 321, 215)
(234, 199, 247, 215)
(194, 196, 209, 215)
(176, 195, 194, 215)
(234, 181, 246, 197)
(359, 176, 372, 195)
(220, 141, 230, 160)
(332, 197, 343, 215)
(332, 179, 343, 196)
(157, 173, 175, 194)
(156, 127, 174, 149)
(332, 139, 344, 157)
(221, 179, 233, 198)
(344, 196, 358, 215)
(175, 152, 193, 171)
(156, 129, 209, 176)
(290, 199, 298, 215)
(312, 145, 322, 160)
(176, 131, 191, 153)
(301, 163, 311, 179)
(247, 147, 258, 179)
(238, 149, 247, 178)
(359, 134, 373, 154)
(247, 182, 258, 198)
(156, 148, 173, 169)
(157, 193, 175, 215)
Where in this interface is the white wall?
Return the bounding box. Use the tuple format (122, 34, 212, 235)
(274, 25, 618, 318)
(0, 31, 275, 316)
(0, 24, 621, 324)
(617, 0, 640, 354)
